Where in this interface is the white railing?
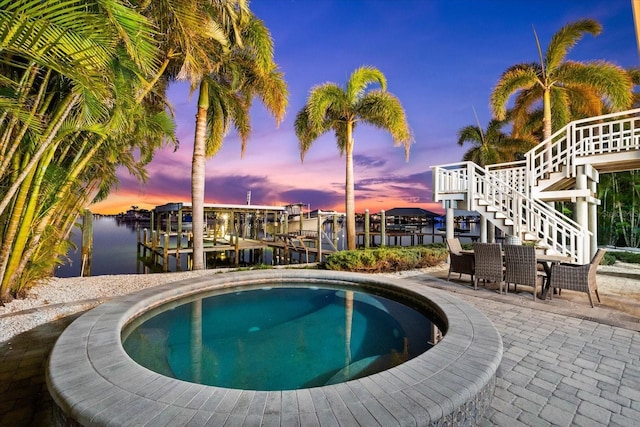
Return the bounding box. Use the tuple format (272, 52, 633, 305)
(432, 162, 588, 262)
(486, 160, 527, 194)
(432, 109, 640, 262)
(526, 108, 640, 188)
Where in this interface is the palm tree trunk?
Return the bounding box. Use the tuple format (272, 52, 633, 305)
(191, 80, 210, 270)
(345, 122, 356, 250)
(1, 147, 55, 295)
(543, 88, 552, 141)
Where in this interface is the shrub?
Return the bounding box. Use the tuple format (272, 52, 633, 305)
(323, 246, 447, 273)
(608, 251, 640, 264)
(602, 252, 616, 265)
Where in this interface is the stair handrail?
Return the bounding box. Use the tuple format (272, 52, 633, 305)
(525, 108, 640, 188)
(485, 160, 527, 194)
(432, 161, 588, 262)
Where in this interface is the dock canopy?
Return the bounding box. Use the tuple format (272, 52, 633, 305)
(154, 202, 286, 214)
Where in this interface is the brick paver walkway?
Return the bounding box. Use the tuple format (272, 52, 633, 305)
(1, 266, 639, 426)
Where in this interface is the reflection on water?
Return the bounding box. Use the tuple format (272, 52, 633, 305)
(56, 216, 479, 277)
(122, 286, 436, 390)
(56, 216, 142, 277)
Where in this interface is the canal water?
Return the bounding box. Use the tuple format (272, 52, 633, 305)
(56, 216, 142, 277)
(56, 216, 478, 278)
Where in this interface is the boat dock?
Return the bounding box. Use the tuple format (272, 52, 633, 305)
(136, 202, 340, 271)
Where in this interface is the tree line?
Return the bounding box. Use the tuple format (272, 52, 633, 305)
(2, 4, 638, 302)
(0, 0, 413, 302)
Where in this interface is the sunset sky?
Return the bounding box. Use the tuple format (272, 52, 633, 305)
(90, 0, 639, 215)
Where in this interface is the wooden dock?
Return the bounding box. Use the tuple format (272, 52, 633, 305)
(137, 229, 336, 272)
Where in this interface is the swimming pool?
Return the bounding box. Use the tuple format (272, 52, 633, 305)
(122, 284, 438, 390)
(47, 269, 502, 426)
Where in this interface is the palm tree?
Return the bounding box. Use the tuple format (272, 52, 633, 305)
(0, 0, 171, 299)
(190, 12, 287, 270)
(490, 18, 632, 142)
(457, 117, 536, 166)
(295, 66, 412, 250)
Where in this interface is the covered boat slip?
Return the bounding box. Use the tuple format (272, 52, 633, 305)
(138, 202, 338, 271)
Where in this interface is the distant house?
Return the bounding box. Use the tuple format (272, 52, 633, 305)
(384, 207, 440, 225)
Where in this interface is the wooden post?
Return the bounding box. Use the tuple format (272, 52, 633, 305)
(176, 208, 182, 270)
(163, 233, 169, 272)
(212, 212, 218, 245)
(283, 212, 288, 234)
(364, 209, 370, 249)
(142, 229, 148, 257)
(333, 214, 339, 249)
(380, 210, 386, 247)
(80, 209, 93, 277)
(234, 213, 240, 266)
(317, 213, 322, 262)
(187, 232, 193, 270)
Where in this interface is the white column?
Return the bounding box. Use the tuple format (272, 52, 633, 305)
(446, 204, 455, 240)
(575, 165, 589, 263)
(480, 215, 487, 243)
(589, 178, 598, 260)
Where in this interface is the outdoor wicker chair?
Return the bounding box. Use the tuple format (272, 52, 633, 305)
(446, 238, 474, 282)
(472, 242, 505, 293)
(549, 248, 606, 307)
(504, 244, 547, 300)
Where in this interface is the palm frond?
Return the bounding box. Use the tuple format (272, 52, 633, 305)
(346, 65, 386, 103)
(357, 90, 412, 155)
(294, 106, 331, 161)
(306, 83, 346, 132)
(457, 125, 484, 146)
(490, 63, 539, 120)
(549, 87, 571, 130)
(545, 19, 601, 71)
(557, 60, 633, 111)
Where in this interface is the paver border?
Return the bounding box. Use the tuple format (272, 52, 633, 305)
(46, 270, 502, 426)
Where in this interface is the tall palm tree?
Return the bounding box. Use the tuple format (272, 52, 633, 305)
(129, 0, 248, 271)
(457, 117, 535, 166)
(294, 66, 412, 250)
(490, 18, 632, 142)
(190, 12, 287, 270)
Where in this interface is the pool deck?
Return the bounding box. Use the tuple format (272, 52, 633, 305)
(1, 264, 640, 426)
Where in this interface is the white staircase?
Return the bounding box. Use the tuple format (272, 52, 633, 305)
(432, 108, 640, 263)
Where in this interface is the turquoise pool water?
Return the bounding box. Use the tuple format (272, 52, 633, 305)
(122, 284, 435, 390)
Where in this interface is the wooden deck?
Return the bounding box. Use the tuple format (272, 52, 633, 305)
(137, 230, 335, 272)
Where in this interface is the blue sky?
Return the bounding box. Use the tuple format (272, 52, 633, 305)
(92, 0, 638, 214)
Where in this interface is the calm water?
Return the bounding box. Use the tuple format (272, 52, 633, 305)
(122, 285, 434, 390)
(56, 216, 479, 277)
(56, 216, 141, 277)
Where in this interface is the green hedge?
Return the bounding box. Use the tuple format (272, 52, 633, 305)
(323, 246, 448, 273)
(605, 251, 640, 264)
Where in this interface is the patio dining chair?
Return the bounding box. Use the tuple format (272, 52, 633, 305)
(472, 242, 505, 293)
(504, 244, 547, 300)
(549, 248, 607, 307)
(446, 238, 474, 282)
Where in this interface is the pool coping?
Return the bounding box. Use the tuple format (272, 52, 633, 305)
(46, 270, 502, 426)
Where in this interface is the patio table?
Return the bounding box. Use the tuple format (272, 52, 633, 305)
(460, 249, 570, 298)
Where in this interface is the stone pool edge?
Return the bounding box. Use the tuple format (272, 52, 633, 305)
(46, 269, 502, 426)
